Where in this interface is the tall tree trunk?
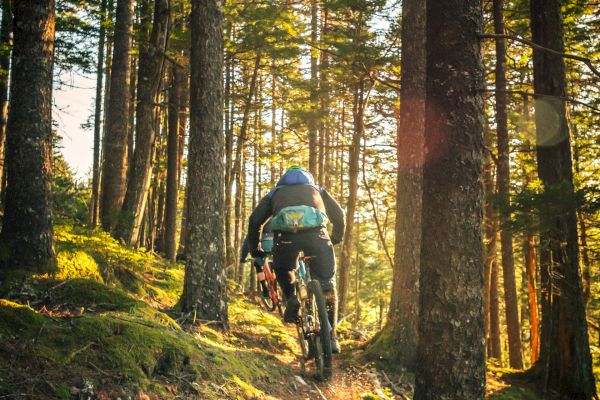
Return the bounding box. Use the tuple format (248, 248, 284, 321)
(414, 0, 485, 397)
(373, 0, 424, 370)
(0, 0, 13, 202)
(525, 222, 540, 364)
(320, 7, 331, 189)
(101, 0, 135, 231)
(99, 0, 115, 222)
(164, 65, 184, 262)
(308, 0, 318, 178)
(338, 77, 370, 318)
(230, 53, 260, 265)
(270, 62, 277, 187)
(490, 252, 502, 359)
(116, 0, 169, 245)
(578, 214, 591, 305)
(493, 0, 523, 369)
(224, 33, 234, 266)
(573, 137, 592, 306)
(126, 54, 137, 185)
(90, 0, 108, 226)
(530, 0, 596, 396)
(1, 0, 56, 272)
(180, 0, 227, 325)
(484, 157, 502, 360)
(176, 60, 188, 257)
(353, 219, 361, 329)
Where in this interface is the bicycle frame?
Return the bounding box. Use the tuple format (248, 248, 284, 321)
(260, 256, 282, 308)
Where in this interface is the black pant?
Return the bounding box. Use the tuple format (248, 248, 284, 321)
(272, 228, 336, 297)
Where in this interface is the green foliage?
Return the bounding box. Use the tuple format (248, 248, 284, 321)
(53, 152, 90, 223)
(55, 0, 98, 77)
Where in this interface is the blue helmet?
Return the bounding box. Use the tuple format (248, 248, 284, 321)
(268, 166, 320, 197)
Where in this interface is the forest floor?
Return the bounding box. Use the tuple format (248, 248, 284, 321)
(0, 222, 579, 399)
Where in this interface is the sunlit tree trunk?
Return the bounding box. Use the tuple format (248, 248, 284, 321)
(414, 0, 485, 397)
(231, 52, 260, 266)
(179, 0, 227, 325)
(224, 29, 234, 265)
(530, 0, 596, 396)
(373, 0, 424, 370)
(101, 0, 135, 231)
(1, 0, 56, 272)
(164, 64, 185, 262)
(484, 155, 502, 360)
(493, 0, 523, 369)
(116, 0, 169, 245)
(308, 0, 318, 178)
(89, 0, 108, 226)
(338, 77, 367, 318)
(0, 0, 13, 202)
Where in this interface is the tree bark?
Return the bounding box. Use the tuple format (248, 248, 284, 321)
(224, 32, 234, 266)
(0, 0, 13, 202)
(116, 0, 169, 245)
(98, 0, 115, 222)
(308, 0, 318, 179)
(164, 64, 184, 262)
(126, 54, 137, 186)
(490, 249, 502, 360)
(338, 77, 369, 318)
(374, 0, 424, 371)
(179, 0, 227, 326)
(493, 0, 523, 369)
(1, 0, 56, 272)
(89, 0, 108, 226)
(101, 0, 135, 231)
(414, 0, 485, 397)
(530, 0, 596, 397)
(525, 223, 540, 364)
(353, 219, 361, 329)
(484, 157, 502, 360)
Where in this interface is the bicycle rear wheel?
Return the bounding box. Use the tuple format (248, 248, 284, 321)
(274, 280, 284, 317)
(307, 280, 333, 380)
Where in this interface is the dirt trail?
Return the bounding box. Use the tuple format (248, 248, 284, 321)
(249, 318, 413, 400)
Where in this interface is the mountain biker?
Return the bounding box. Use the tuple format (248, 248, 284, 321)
(240, 221, 274, 299)
(248, 166, 345, 353)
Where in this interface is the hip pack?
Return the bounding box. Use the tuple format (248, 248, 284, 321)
(271, 205, 328, 233)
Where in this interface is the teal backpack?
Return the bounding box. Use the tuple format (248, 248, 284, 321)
(270, 205, 329, 233)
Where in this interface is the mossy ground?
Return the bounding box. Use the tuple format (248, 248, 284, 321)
(0, 224, 295, 399)
(0, 223, 595, 399)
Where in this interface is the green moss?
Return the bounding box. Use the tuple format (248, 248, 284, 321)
(56, 250, 103, 282)
(0, 222, 300, 399)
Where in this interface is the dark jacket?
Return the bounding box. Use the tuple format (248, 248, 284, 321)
(248, 185, 345, 256)
(240, 221, 273, 262)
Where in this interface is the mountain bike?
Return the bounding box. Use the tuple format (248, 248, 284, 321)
(256, 257, 284, 317)
(293, 255, 333, 380)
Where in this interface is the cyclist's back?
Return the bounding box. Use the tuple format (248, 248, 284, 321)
(247, 166, 345, 352)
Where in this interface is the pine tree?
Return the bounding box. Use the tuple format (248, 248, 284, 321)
(530, 0, 596, 396)
(179, 0, 227, 326)
(100, 0, 135, 231)
(1, 0, 56, 272)
(414, 0, 485, 397)
(116, 0, 169, 245)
